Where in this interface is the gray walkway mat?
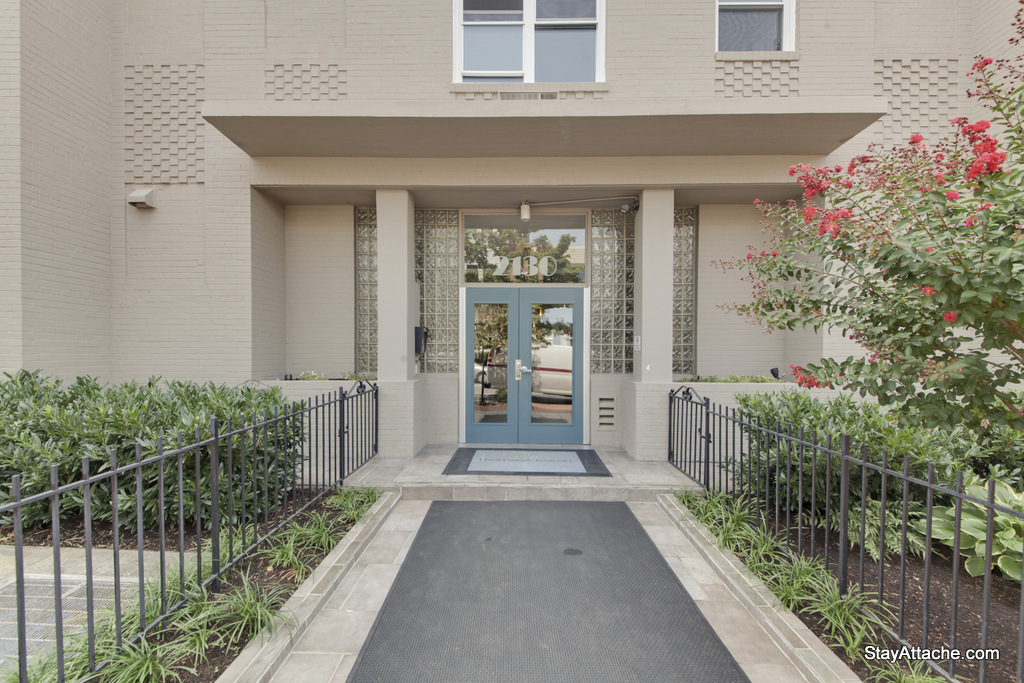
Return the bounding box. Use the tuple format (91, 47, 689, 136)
(347, 501, 750, 683)
(442, 447, 611, 476)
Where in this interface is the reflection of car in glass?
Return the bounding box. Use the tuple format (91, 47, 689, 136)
(531, 345, 572, 400)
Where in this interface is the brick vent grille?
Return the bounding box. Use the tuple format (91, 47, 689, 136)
(124, 65, 204, 184)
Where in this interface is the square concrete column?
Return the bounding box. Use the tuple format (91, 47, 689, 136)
(374, 190, 425, 457)
(633, 189, 675, 383)
(375, 190, 417, 382)
(623, 189, 675, 461)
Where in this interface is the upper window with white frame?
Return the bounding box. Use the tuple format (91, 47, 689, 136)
(456, 0, 604, 83)
(717, 0, 794, 52)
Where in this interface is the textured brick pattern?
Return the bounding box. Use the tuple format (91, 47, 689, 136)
(414, 209, 459, 374)
(673, 208, 697, 378)
(124, 65, 204, 184)
(265, 64, 346, 101)
(875, 59, 959, 146)
(715, 60, 799, 97)
(590, 209, 635, 375)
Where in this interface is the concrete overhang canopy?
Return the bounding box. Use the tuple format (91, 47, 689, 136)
(204, 98, 886, 158)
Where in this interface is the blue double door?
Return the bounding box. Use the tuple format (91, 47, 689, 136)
(466, 288, 584, 444)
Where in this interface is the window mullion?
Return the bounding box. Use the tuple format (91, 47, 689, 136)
(524, 0, 536, 83)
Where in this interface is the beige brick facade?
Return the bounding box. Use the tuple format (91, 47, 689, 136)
(1, 0, 1019, 457)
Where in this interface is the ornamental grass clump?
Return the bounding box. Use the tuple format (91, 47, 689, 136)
(677, 490, 895, 667)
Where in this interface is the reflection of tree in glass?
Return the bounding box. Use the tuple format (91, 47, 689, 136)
(532, 305, 572, 345)
(464, 229, 582, 283)
(474, 304, 573, 405)
(474, 305, 508, 405)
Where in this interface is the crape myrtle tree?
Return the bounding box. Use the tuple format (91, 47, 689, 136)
(722, 3, 1024, 433)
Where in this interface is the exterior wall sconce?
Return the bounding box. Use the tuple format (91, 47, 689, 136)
(128, 188, 156, 209)
(520, 201, 531, 222)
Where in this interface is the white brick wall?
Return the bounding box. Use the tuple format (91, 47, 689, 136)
(0, 0, 22, 372)
(18, 0, 112, 379)
(421, 375, 459, 445)
(284, 205, 355, 377)
(696, 205, 785, 377)
(251, 189, 286, 379)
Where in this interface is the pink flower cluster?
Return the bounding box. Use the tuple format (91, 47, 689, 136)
(954, 118, 1007, 180)
(789, 164, 835, 199)
(790, 364, 829, 389)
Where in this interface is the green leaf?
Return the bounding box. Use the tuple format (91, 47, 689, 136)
(997, 554, 1023, 581)
(965, 554, 988, 577)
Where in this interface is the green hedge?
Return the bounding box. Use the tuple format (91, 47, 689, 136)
(0, 370, 303, 530)
(735, 390, 1024, 488)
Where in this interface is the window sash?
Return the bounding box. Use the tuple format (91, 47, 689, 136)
(457, 0, 603, 83)
(716, 0, 793, 51)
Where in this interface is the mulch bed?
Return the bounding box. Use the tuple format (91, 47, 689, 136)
(760, 507, 1021, 682)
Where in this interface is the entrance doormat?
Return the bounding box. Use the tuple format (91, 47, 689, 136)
(442, 447, 611, 476)
(347, 501, 751, 683)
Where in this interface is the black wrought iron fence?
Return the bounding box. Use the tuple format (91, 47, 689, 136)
(669, 385, 1024, 682)
(0, 382, 377, 682)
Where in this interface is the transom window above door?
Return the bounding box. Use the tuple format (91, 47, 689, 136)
(456, 0, 604, 83)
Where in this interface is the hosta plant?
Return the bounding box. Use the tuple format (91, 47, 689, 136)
(926, 478, 1024, 581)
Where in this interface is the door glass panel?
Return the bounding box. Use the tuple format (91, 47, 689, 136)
(529, 303, 573, 424)
(473, 304, 510, 424)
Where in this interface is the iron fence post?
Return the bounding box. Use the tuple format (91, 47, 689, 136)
(340, 386, 348, 481)
(702, 396, 711, 490)
(210, 417, 221, 593)
(12, 475, 27, 683)
(668, 389, 675, 463)
(838, 434, 851, 596)
(373, 383, 379, 455)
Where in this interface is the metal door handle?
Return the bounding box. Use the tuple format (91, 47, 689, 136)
(515, 360, 532, 381)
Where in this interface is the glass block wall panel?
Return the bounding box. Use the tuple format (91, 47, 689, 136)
(590, 209, 634, 374)
(415, 209, 461, 373)
(355, 208, 378, 376)
(673, 208, 698, 378)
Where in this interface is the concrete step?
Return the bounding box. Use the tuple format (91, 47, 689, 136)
(394, 484, 682, 502)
